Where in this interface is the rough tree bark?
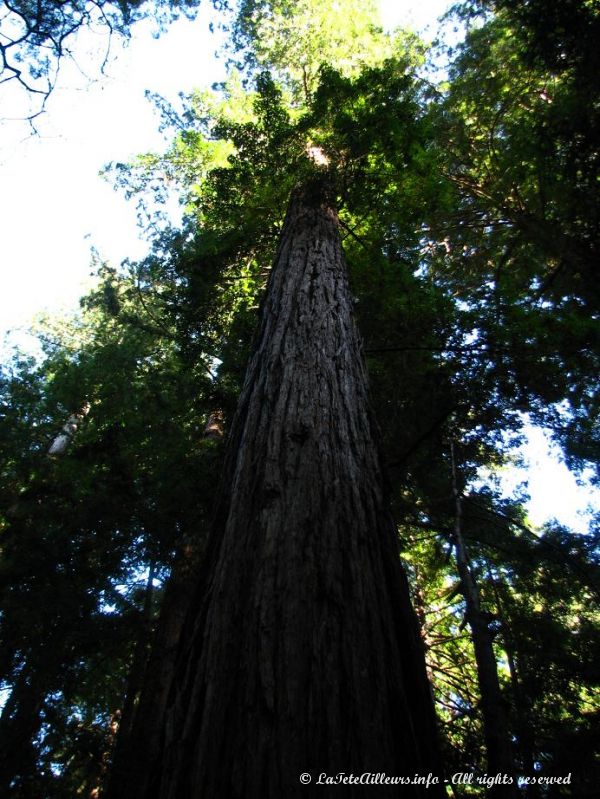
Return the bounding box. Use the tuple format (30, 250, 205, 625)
(148, 181, 443, 798)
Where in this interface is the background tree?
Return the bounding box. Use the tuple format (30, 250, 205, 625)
(429, 0, 600, 475)
(0, 256, 226, 795)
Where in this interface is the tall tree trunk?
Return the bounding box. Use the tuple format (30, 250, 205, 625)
(450, 444, 516, 797)
(153, 181, 443, 798)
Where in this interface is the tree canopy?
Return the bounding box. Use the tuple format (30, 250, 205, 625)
(1, 0, 599, 795)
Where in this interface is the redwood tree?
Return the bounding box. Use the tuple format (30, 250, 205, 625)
(149, 180, 444, 797)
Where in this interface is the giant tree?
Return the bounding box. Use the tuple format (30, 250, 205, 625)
(149, 169, 444, 796)
(104, 8, 448, 787)
(3, 1, 599, 794)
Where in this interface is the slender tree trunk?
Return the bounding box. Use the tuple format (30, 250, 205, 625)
(47, 402, 90, 457)
(450, 444, 516, 797)
(106, 540, 205, 799)
(490, 575, 539, 799)
(152, 181, 443, 798)
(106, 562, 156, 781)
(107, 419, 224, 799)
(0, 661, 52, 795)
(410, 561, 436, 691)
(88, 711, 121, 799)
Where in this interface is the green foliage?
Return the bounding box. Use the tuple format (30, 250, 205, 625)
(0, 257, 226, 795)
(1, 0, 599, 794)
(402, 496, 600, 794)
(422, 2, 600, 481)
(232, 0, 398, 102)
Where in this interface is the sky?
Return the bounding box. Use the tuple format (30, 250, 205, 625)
(477, 422, 597, 535)
(0, 1, 451, 341)
(0, 0, 597, 532)
(0, 4, 228, 342)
